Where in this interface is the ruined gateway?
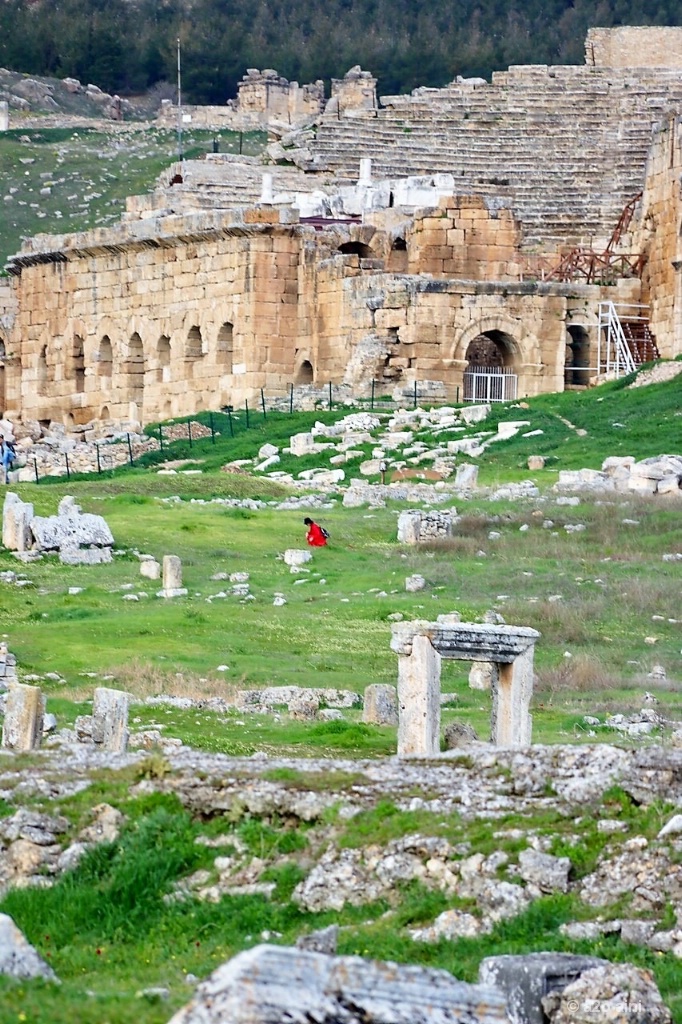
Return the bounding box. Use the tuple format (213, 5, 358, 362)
(2, 26, 682, 432)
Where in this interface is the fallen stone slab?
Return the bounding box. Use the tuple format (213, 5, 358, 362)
(478, 952, 611, 1024)
(167, 943, 508, 1024)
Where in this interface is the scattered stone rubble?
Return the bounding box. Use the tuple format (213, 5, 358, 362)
(555, 455, 682, 497)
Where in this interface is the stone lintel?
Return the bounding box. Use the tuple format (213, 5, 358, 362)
(391, 621, 540, 662)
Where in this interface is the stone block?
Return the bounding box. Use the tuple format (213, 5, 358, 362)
(167, 944, 508, 1024)
(362, 683, 399, 726)
(91, 687, 129, 753)
(1, 683, 45, 752)
(478, 953, 610, 1024)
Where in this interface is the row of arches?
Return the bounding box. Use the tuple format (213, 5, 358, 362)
(36, 322, 236, 397)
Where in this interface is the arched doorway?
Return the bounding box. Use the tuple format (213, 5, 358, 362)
(186, 326, 203, 360)
(463, 330, 517, 402)
(157, 335, 171, 382)
(98, 336, 113, 381)
(295, 359, 314, 384)
(37, 345, 48, 396)
(338, 242, 373, 258)
(125, 333, 144, 405)
(217, 322, 234, 371)
(71, 335, 85, 393)
(565, 325, 591, 387)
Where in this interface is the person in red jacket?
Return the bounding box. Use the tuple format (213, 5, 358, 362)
(304, 517, 329, 546)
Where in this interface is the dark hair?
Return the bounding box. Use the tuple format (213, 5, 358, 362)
(303, 517, 313, 525)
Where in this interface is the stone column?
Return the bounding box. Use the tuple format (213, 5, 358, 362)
(359, 157, 372, 185)
(397, 510, 422, 544)
(0, 101, 8, 132)
(2, 492, 34, 552)
(260, 173, 274, 204)
(490, 646, 534, 746)
(397, 633, 441, 757)
(157, 555, 188, 597)
(92, 687, 129, 753)
(362, 683, 398, 726)
(1, 683, 45, 752)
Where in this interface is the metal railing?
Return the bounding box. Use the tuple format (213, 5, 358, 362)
(463, 366, 518, 403)
(597, 301, 645, 377)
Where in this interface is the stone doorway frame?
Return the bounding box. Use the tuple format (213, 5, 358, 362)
(390, 621, 541, 756)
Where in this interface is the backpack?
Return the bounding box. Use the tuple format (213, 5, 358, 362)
(320, 526, 330, 539)
(5, 441, 15, 461)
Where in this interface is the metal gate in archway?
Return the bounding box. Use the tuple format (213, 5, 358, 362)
(463, 366, 517, 403)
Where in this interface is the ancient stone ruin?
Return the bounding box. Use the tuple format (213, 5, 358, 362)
(391, 619, 540, 755)
(2, 28, 682, 432)
(2, 492, 114, 563)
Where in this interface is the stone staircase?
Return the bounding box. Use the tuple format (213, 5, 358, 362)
(300, 65, 682, 250)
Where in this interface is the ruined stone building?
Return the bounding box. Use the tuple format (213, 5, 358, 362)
(2, 27, 682, 433)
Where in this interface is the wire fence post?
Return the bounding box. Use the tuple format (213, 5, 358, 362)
(209, 411, 216, 443)
(289, 383, 294, 414)
(127, 433, 134, 464)
(371, 378, 375, 409)
(65, 452, 70, 480)
(33, 457, 39, 484)
(328, 381, 332, 410)
(245, 399, 250, 428)
(413, 380, 418, 409)
(187, 420, 192, 448)
(96, 444, 101, 474)
(159, 424, 164, 451)
(260, 388, 266, 419)
(227, 407, 234, 436)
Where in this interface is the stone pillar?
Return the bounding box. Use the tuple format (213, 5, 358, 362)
(359, 157, 372, 185)
(362, 683, 398, 726)
(491, 646, 534, 746)
(1, 684, 45, 752)
(0, 101, 8, 132)
(260, 173, 274, 203)
(157, 555, 188, 597)
(397, 634, 441, 757)
(397, 509, 421, 544)
(2, 492, 34, 552)
(92, 687, 129, 753)
(455, 463, 479, 488)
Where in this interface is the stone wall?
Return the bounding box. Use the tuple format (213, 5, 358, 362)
(5, 190, 619, 430)
(636, 117, 682, 359)
(156, 69, 325, 131)
(586, 27, 682, 68)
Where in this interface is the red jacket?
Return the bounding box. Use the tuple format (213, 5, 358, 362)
(306, 522, 328, 546)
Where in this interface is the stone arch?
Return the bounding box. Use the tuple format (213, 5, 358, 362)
(37, 344, 49, 396)
(452, 316, 539, 367)
(295, 358, 314, 384)
(565, 324, 591, 387)
(98, 335, 113, 379)
(100, 405, 110, 421)
(157, 335, 171, 382)
(216, 322, 234, 370)
(123, 332, 145, 405)
(70, 334, 85, 393)
(338, 241, 373, 258)
(186, 325, 203, 360)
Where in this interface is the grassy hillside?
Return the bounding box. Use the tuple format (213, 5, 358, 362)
(0, 379, 680, 1023)
(0, 124, 266, 269)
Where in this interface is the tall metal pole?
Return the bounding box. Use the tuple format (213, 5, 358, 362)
(177, 37, 183, 162)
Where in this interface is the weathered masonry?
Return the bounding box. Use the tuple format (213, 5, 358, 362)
(3, 27, 682, 431)
(391, 621, 540, 756)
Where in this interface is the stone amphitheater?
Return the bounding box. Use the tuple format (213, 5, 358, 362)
(2, 25, 682, 434)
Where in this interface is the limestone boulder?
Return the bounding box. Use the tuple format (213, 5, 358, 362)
(0, 914, 58, 981)
(542, 962, 672, 1024)
(166, 944, 508, 1024)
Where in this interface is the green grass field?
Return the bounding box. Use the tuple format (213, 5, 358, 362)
(0, 381, 680, 1023)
